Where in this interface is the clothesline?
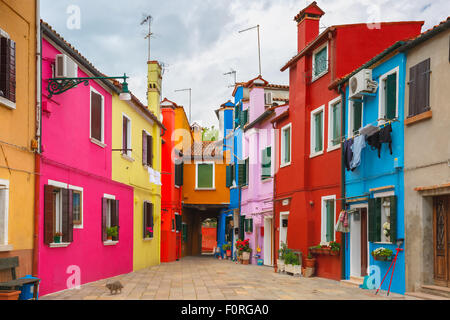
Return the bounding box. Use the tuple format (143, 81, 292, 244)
(336, 118, 399, 143)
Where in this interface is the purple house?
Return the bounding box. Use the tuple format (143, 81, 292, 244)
(240, 76, 289, 265)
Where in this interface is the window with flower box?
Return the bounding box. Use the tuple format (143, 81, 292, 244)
(143, 201, 154, 239)
(369, 196, 397, 243)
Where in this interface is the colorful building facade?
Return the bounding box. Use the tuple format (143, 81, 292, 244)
(240, 76, 289, 266)
(160, 98, 192, 262)
(402, 19, 450, 293)
(0, 0, 38, 281)
(275, 1, 423, 281)
(111, 67, 165, 271)
(38, 23, 133, 295)
(338, 45, 409, 294)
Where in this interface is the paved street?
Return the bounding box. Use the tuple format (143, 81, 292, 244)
(40, 256, 420, 300)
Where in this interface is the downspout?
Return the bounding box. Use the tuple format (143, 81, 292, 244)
(338, 83, 346, 280)
(33, 0, 41, 277)
(272, 121, 277, 272)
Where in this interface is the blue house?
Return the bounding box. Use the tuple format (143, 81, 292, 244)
(215, 100, 240, 257)
(338, 41, 408, 294)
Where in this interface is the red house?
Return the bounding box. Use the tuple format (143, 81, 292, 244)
(160, 98, 190, 262)
(273, 2, 422, 280)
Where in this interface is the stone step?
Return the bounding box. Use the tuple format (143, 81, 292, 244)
(420, 285, 450, 299)
(405, 291, 448, 300)
(341, 278, 364, 288)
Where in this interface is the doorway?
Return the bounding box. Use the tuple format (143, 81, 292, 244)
(279, 212, 289, 249)
(264, 217, 273, 266)
(350, 207, 369, 277)
(433, 195, 450, 287)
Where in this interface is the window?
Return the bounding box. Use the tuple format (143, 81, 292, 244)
(226, 163, 236, 188)
(44, 184, 74, 245)
(349, 100, 363, 135)
(312, 42, 328, 80)
(102, 195, 119, 242)
(321, 196, 336, 243)
(311, 106, 324, 156)
(240, 108, 248, 127)
(175, 162, 184, 187)
(90, 88, 104, 143)
(0, 33, 16, 108)
(122, 115, 131, 157)
(142, 130, 153, 167)
(408, 58, 431, 117)
(143, 201, 154, 239)
(175, 213, 182, 233)
(328, 98, 341, 150)
(280, 123, 291, 167)
(72, 189, 82, 227)
(244, 218, 253, 233)
(369, 195, 397, 244)
(238, 158, 249, 187)
(261, 146, 272, 180)
(196, 162, 215, 189)
(0, 179, 9, 247)
(379, 68, 398, 122)
(182, 223, 188, 243)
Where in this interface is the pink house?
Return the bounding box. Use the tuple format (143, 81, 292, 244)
(38, 22, 133, 296)
(240, 76, 289, 266)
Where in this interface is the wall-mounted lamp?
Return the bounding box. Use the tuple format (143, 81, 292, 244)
(47, 73, 131, 101)
(309, 200, 314, 207)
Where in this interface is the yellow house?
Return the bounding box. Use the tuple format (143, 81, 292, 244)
(111, 61, 164, 271)
(0, 0, 38, 279)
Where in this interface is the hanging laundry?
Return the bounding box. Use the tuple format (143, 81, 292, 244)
(350, 134, 366, 170)
(343, 138, 354, 171)
(366, 123, 393, 158)
(335, 210, 349, 233)
(155, 171, 162, 186)
(148, 167, 156, 184)
(359, 124, 380, 137)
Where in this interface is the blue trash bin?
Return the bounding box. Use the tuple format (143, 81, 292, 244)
(18, 275, 40, 300)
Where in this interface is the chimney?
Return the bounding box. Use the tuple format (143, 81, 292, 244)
(294, 1, 325, 52)
(147, 60, 162, 116)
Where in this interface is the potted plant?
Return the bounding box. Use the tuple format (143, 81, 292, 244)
(278, 242, 288, 273)
(106, 226, 118, 241)
(144, 226, 153, 239)
(222, 243, 231, 259)
(284, 250, 301, 276)
(0, 290, 21, 300)
(329, 241, 341, 255)
(304, 251, 316, 269)
(54, 232, 63, 243)
(371, 247, 393, 261)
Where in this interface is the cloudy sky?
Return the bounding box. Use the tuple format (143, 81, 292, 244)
(41, 0, 448, 128)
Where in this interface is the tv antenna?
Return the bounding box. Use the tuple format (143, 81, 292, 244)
(238, 24, 262, 76)
(141, 14, 153, 61)
(223, 69, 237, 88)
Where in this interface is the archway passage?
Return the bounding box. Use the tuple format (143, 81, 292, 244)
(181, 204, 227, 257)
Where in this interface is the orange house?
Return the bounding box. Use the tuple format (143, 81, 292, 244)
(181, 125, 230, 257)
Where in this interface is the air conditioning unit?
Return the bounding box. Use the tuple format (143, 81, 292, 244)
(349, 69, 378, 98)
(55, 54, 78, 78)
(264, 91, 273, 106)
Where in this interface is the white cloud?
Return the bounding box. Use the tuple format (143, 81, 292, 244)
(41, 0, 449, 129)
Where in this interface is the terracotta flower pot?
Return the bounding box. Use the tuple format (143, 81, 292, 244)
(0, 290, 21, 300)
(242, 259, 249, 265)
(305, 258, 316, 268)
(242, 251, 250, 260)
(226, 250, 231, 257)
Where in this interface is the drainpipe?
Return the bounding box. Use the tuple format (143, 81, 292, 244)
(33, 0, 41, 277)
(272, 121, 277, 272)
(338, 83, 346, 280)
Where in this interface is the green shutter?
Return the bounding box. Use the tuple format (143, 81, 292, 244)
(315, 112, 323, 152)
(239, 215, 245, 240)
(368, 198, 375, 242)
(261, 147, 271, 179)
(197, 163, 213, 188)
(238, 162, 245, 186)
(326, 200, 334, 242)
(231, 163, 235, 184)
(182, 223, 188, 242)
(249, 218, 253, 233)
(389, 196, 397, 244)
(245, 158, 249, 186)
(226, 165, 232, 187)
(375, 198, 382, 242)
(175, 163, 184, 186)
(243, 109, 248, 124)
(332, 103, 340, 145)
(284, 127, 290, 163)
(353, 101, 362, 133)
(386, 73, 397, 120)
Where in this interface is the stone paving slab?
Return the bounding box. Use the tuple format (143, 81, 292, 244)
(40, 256, 420, 300)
